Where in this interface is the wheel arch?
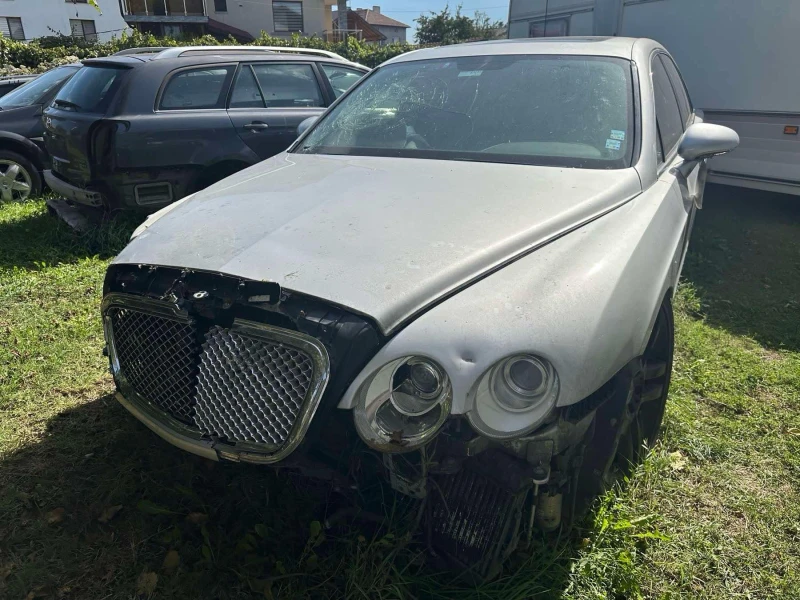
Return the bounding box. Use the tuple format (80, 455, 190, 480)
(0, 132, 47, 172)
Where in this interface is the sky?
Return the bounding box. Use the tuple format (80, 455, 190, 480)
(355, 1, 510, 41)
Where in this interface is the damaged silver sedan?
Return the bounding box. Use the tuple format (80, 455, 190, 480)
(101, 37, 738, 577)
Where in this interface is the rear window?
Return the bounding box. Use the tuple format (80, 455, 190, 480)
(160, 67, 234, 110)
(0, 66, 77, 110)
(52, 65, 127, 114)
(320, 64, 365, 98)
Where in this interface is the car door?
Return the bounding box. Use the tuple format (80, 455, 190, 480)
(650, 52, 698, 280)
(115, 65, 243, 176)
(227, 62, 327, 160)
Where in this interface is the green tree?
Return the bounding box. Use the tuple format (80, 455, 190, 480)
(414, 4, 504, 45)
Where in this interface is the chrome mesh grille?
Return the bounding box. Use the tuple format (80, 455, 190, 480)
(193, 326, 315, 446)
(107, 307, 198, 421)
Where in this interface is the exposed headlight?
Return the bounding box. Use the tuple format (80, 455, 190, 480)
(354, 356, 451, 452)
(469, 354, 559, 439)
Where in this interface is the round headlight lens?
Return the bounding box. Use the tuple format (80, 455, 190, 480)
(504, 356, 548, 397)
(491, 354, 557, 412)
(391, 358, 445, 416)
(353, 356, 452, 452)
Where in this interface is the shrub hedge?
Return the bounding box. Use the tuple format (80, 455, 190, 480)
(0, 30, 417, 75)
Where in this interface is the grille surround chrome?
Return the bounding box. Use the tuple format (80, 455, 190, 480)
(102, 293, 330, 464)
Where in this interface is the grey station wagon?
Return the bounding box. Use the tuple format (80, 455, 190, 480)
(101, 38, 738, 577)
(42, 46, 367, 211)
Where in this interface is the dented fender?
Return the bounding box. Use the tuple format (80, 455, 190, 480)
(339, 178, 689, 422)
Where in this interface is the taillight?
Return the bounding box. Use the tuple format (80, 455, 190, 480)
(89, 120, 127, 175)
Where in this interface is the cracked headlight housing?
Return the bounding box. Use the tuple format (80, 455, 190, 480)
(354, 356, 451, 452)
(468, 354, 559, 439)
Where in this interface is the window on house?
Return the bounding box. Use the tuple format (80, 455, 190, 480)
(163, 24, 183, 38)
(529, 17, 568, 38)
(70, 19, 97, 42)
(0, 17, 25, 41)
(273, 1, 304, 32)
(214, 0, 228, 12)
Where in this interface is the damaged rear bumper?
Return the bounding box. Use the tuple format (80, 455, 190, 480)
(44, 170, 104, 208)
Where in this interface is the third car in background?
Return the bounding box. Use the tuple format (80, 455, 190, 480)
(42, 46, 367, 212)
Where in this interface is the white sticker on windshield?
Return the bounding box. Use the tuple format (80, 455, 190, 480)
(605, 139, 622, 151)
(458, 70, 483, 77)
(610, 130, 626, 141)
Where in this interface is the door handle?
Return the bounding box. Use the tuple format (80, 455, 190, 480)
(244, 122, 269, 131)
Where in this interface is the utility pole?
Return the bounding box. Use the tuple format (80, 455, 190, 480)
(337, 0, 348, 41)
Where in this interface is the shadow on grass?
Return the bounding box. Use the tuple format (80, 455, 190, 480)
(0, 394, 590, 599)
(683, 183, 800, 352)
(0, 200, 141, 271)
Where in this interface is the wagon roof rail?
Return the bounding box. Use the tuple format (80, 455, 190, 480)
(151, 46, 347, 61)
(112, 47, 173, 56)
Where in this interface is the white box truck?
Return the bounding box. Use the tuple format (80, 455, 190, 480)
(508, 0, 800, 195)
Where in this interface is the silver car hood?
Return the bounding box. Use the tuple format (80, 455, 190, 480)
(116, 153, 642, 334)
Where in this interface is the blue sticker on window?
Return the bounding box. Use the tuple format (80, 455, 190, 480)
(605, 139, 622, 151)
(610, 130, 626, 141)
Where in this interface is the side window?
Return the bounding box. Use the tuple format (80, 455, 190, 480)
(229, 66, 265, 108)
(651, 57, 683, 160)
(659, 54, 692, 127)
(320, 64, 365, 99)
(251, 64, 323, 108)
(160, 67, 233, 110)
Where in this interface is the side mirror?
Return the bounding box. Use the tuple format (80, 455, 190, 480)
(678, 123, 739, 162)
(297, 116, 319, 138)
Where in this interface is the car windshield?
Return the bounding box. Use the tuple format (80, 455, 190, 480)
(0, 66, 78, 110)
(296, 54, 635, 169)
(52, 65, 127, 114)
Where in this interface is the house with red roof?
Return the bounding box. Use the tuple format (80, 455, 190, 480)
(333, 5, 409, 45)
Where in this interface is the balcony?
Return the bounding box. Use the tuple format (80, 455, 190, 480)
(121, 0, 207, 18)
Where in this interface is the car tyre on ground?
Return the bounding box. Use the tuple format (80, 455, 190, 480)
(572, 297, 674, 521)
(0, 150, 41, 201)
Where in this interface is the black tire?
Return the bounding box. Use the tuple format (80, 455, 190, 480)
(572, 297, 675, 517)
(0, 150, 42, 201)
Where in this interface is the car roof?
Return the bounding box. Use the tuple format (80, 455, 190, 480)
(83, 52, 366, 69)
(385, 37, 647, 65)
(0, 74, 37, 82)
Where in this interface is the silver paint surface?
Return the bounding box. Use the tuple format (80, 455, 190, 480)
(115, 154, 643, 334)
(114, 38, 723, 432)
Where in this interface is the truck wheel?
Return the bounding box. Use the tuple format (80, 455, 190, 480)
(0, 150, 41, 201)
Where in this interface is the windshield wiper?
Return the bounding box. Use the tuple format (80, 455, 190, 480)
(53, 99, 81, 110)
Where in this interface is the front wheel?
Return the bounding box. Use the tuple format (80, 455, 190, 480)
(0, 150, 41, 201)
(573, 298, 674, 516)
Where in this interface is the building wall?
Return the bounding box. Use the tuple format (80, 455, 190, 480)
(373, 24, 404, 44)
(508, 0, 595, 38)
(207, 0, 333, 39)
(0, 0, 130, 42)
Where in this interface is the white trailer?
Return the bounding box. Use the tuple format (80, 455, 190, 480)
(508, 0, 800, 195)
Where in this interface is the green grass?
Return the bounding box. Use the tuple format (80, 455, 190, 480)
(1, 187, 799, 599)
